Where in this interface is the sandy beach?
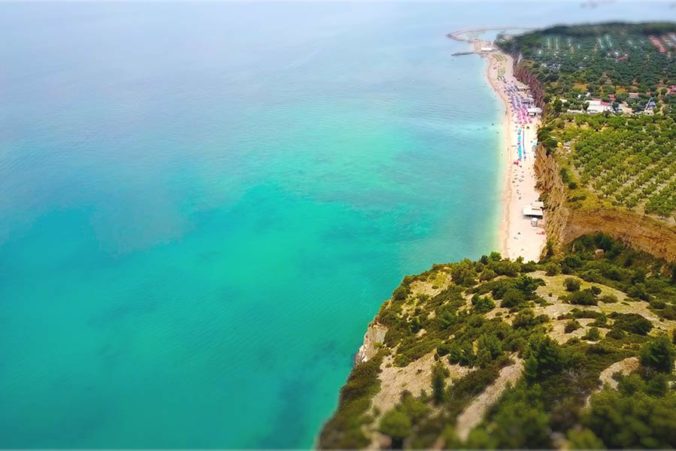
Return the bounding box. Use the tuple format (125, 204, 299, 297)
(474, 40, 546, 261)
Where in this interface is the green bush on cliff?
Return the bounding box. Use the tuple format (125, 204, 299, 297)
(566, 288, 598, 305)
(470, 294, 495, 313)
(640, 335, 675, 373)
(379, 408, 411, 448)
(524, 335, 565, 382)
(318, 353, 384, 449)
(584, 386, 676, 448)
(610, 313, 653, 335)
(431, 362, 448, 405)
(488, 384, 552, 448)
(564, 277, 581, 291)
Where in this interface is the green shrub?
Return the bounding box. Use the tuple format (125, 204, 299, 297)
(525, 335, 564, 382)
(545, 263, 561, 276)
(502, 288, 527, 309)
(400, 391, 430, 423)
(564, 277, 581, 292)
(649, 299, 666, 309)
(521, 261, 538, 273)
(590, 314, 608, 328)
(567, 289, 597, 305)
(565, 320, 581, 333)
(585, 389, 676, 448)
(471, 294, 495, 313)
(581, 270, 603, 283)
(583, 327, 601, 341)
(656, 305, 676, 320)
(451, 260, 478, 286)
(611, 313, 653, 335)
(489, 385, 552, 448)
(489, 260, 521, 277)
(627, 284, 651, 301)
(448, 342, 475, 367)
(379, 408, 411, 448)
(392, 285, 408, 302)
(477, 334, 503, 367)
(431, 362, 448, 405)
(513, 310, 547, 329)
(479, 269, 497, 281)
(567, 428, 604, 450)
(640, 335, 674, 373)
(606, 327, 625, 340)
(319, 353, 384, 448)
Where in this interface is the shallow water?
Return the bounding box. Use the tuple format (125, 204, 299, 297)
(0, 2, 670, 447)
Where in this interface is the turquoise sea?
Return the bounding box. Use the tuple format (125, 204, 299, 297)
(0, 2, 671, 448)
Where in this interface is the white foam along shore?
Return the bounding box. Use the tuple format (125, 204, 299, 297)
(451, 31, 546, 261)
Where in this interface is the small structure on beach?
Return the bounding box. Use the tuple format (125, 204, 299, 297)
(522, 201, 544, 219)
(527, 107, 542, 116)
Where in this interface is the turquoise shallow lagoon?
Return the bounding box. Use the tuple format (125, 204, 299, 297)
(0, 2, 671, 448)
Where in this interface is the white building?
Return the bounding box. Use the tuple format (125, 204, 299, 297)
(523, 202, 544, 218)
(586, 99, 612, 114)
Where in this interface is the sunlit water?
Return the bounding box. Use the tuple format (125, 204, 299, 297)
(0, 2, 670, 447)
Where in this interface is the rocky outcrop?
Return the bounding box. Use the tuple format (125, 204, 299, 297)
(355, 322, 387, 364)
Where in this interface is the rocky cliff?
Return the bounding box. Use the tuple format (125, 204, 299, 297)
(318, 235, 676, 449)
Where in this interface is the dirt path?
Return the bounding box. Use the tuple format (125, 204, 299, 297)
(584, 357, 639, 407)
(455, 358, 524, 441)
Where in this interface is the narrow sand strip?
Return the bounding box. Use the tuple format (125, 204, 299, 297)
(475, 41, 546, 261)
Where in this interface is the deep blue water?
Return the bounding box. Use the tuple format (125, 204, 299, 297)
(0, 2, 671, 448)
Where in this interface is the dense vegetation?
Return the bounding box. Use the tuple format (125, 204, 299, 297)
(497, 22, 675, 114)
(549, 114, 675, 217)
(319, 235, 676, 449)
(498, 22, 676, 220)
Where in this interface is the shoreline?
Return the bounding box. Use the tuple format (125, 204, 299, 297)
(464, 36, 546, 261)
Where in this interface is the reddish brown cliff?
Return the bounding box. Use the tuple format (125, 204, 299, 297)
(514, 60, 546, 109)
(535, 144, 676, 262)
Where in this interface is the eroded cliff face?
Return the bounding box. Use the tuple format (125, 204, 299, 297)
(355, 322, 387, 365)
(562, 209, 676, 261)
(534, 136, 676, 262)
(514, 60, 545, 108)
(533, 144, 568, 255)
(514, 58, 676, 262)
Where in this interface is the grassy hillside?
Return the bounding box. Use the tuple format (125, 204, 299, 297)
(319, 234, 675, 449)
